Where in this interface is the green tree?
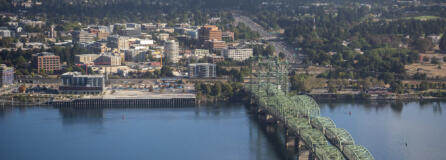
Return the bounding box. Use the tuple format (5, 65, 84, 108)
(212, 82, 222, 97)
(423, 56, 430, 62)
(327, 79, 338, 93)
(440, 33, 446, 53)
(431, 57, 440, 64)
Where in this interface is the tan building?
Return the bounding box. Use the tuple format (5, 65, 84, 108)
(73, 31, 96, 43)
(94, 54, 122, 66)
(157, 33, 170, 41)
(108, 35, 130, 50)
(97, 32, 110, 41)
(204, 40, 227, 50)
(75, 54, 100, 65)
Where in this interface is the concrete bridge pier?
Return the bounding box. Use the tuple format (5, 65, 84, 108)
(286, 135, 297, 150)
(297, 139, 317, 160)
(265, 123, 276, 134)
(298, 150, 311, 160)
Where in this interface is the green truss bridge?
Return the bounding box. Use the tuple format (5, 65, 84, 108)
(245, 56, 374, 160)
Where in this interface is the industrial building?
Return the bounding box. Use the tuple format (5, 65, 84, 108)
(59, 72, 105, 94)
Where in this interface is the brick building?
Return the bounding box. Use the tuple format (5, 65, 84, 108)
(198, 25, 222, 42)
(32, 52, 61, 73)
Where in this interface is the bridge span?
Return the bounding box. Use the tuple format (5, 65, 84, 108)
(246, 57, 374, 160)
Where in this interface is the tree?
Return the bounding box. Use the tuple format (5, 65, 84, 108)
(212, 82, 222, 97)
(160, 66, 173, 77)
(440, 33, 446, 53)
(412, 38, 433, 52)
(423, 56, 430, 62)
(431, 57, 440, 64)
(419, 81, 431, 91)
(265, 45, 275, 56)
(327, 79, 338, 93)
(16, 56, 27, 69)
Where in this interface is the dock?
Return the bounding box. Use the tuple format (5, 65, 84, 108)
(51, 90, 196, 108)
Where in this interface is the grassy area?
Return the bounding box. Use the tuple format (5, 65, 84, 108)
(403, 15, 442, 21)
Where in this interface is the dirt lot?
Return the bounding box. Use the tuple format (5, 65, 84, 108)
(405, 63, 446, 78)
(293, 66, 330, 75)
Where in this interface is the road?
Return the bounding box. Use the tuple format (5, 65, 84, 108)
(232, 12, 304, 66)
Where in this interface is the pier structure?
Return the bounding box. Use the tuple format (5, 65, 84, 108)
(51, 91, 196, 108)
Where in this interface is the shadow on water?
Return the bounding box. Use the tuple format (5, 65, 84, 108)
(245, 105, 297, 160)
(58, 107, 104, 126)
(321, 99, 445, 115)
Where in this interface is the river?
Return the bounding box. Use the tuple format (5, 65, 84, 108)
(0, 100, 444, 160)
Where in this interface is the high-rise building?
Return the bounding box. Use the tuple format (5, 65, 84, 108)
(32, 52, 61, 73)
(164, 40, 179, 63)
(223, 48, 253, 61)
(59, 72, 105, 94)
(0, 64, 14, 87)
(198, 25, 222, 42)
(189, 63, 216, 78)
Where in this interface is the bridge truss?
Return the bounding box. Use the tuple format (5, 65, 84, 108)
(246, 56, 374, 160)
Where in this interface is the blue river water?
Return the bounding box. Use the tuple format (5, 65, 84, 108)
(0, 100, 445, 160)
(319, 100, 446, 160)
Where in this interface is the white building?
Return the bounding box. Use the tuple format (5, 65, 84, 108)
(0, 30, 12, 38)
(223, 48, 253, 61)
(137, 39, 154, 45)
(193, 49, 210, 59)
(164, 40, 179, 63)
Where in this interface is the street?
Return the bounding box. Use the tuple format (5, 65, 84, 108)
(232, 12, 304, 66)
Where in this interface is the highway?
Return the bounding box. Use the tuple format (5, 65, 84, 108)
(232, 12, 303, 66)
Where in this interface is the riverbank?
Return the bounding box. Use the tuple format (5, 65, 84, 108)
(311, 92, 446, 101)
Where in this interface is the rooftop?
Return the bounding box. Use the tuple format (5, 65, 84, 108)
(33, 52, 56, 56)
(62, 72, 104, 78)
